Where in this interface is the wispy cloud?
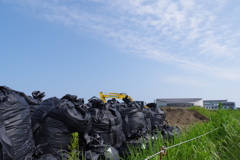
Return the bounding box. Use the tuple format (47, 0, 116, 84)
(3, 0, 240, 81)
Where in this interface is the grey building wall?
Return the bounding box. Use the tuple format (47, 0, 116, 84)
(156, 98, 203, 107)
(156, 100, 167, 107)
(203, 100, 227, 110)
(222, 102, 236, 110)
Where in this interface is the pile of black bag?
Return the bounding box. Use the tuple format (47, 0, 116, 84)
(0, 86, 44, 160)
(146, 102, 181, 139)
(0, 86, 94, 160)
(146, 102, 166, 134)
(0, 86, 180, 160)
(31, 94, 92, 160)
(81, 96, 122, 160)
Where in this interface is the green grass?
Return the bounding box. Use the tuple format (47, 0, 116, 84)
(68, 107, 240, 160)
(68, 132, 81, 160)
(131, 107, 240, 160)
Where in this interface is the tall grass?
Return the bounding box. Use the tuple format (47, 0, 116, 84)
(130, 107, 240, 160)
(68, 108, 240, 160)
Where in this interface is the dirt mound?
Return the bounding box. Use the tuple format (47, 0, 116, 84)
(161, 107, 209, 130)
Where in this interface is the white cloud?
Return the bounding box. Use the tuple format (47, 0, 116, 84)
(2, 0, 240, 81)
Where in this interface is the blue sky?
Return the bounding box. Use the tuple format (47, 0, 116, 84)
(1, 0, 240, 107)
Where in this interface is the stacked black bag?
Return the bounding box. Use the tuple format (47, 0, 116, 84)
(82, 97, 121, 159)
(84, 134, 119, 160)
(0, 142, 3, 160)
(146, 103, 181, 140)
(118, 96, 147, 140)
(87, 97, 123, 148)
(146, 103, 166, 134)
(28, 91, 45, 115)
(141, 107, 152, 134)
(116, 96, 148, 158)
(31, 94, 92, 159)
(105, 98, 125, 148)
(0, 85, 180, 160)
(0, 86, 37, 160)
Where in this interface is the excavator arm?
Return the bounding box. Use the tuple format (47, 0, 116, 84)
(99, 92, 134, 103)
(99, 92, 148, 108)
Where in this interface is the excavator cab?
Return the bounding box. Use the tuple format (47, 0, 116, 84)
(135, 101, 145, 108)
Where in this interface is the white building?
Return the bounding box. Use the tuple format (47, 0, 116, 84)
(203, 100, 236, 110)
(203, 100, 227, 110)
(155, 98, 203, 108)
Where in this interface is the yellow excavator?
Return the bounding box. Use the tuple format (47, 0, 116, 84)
(99, 92, 147, 108)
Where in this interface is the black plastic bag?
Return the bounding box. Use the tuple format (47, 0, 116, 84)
(24, 143, 64, 160)
(106, 99, 124, 148)
(0, 86, 36, 160)
(146, 103, 166, 133)
(0, 140, 3, 160)
(87, 97, 123, 148)
(117, 99, 146, 139)
(84, 134, 119, 160)
(31, 95, 92, 156)
(32, 154, 62, 160)
(161, 124, 181, 140)
(27, 91, 45, 115)
(141, 107, 152, 134)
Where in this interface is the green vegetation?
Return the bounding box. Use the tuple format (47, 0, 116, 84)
(130, 107, 240, 160)
(218, 102, 223, 110)
(68, 107, 240, 160)
(68, 132, 81, 160)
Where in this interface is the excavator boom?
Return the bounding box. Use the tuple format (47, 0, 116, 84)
(99, 92, 148, 108)
(99, 92, 134, 103)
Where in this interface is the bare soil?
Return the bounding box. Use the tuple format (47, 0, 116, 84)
(161, 107, 210, 130)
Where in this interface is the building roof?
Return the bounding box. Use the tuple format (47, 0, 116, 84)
(203, 100, 227, 102)
(156, 98, 202, 103)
